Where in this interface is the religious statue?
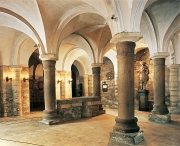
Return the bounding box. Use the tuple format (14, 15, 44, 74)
(137, 61, 149, 90)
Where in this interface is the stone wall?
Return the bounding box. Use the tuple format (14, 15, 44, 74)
(0, 66, 13, 116)
(101, 57, 117, 108)
(0, 66, 30, 117)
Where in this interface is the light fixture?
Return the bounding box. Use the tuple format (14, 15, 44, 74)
(68, 79, 73, 84)
(6, 76, 12, 82)
(57, 80, 62, 84)
(102, 81, 108, 92)
(23, 77, 29, 82)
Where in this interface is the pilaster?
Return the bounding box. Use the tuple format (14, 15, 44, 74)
(83, 75, 89, 96)
(168, 64, 180, 114)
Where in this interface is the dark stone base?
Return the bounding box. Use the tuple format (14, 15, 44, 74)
(39, 110, 63, 125)
(114, 117, 140, 133)
(108, 131, 144, 145)
(148, 113, 171, 123)
(151, 104, 169, 115)
(138, 90, 148, 111)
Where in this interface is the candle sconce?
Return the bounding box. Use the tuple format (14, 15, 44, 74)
(57, 80, 62, 84)
(23, 77, 29, 82)
(6, 76, 12, 82)
(68, 79, 73, 84)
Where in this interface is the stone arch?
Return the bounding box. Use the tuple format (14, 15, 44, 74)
(0, 7, 45, 54)
(59, 34, 95, 64)
(51, 6, 108, 55)
(62, 47, 91, 74)
(163, 13, 180, 52)
(140, 11, 157, 56)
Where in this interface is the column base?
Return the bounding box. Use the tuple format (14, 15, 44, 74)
(39, 110, 63, 125)
(108, 131, 144, 146)
(148, 113, 171, 123)
(168, 107, 180, 114)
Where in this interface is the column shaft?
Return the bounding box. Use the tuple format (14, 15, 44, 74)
(152, 58, 169, 114)
(43, 60, 56, 111)
(92, 67, 101, 97)
(39, 60, 61, 125)
(114, 41, 139, 133)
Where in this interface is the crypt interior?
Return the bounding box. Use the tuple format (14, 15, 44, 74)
(0, 0, 180, 145)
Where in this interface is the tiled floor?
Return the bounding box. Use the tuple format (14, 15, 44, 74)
(0, 108, 179, 146)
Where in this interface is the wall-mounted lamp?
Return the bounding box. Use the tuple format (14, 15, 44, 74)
(23, 77, 29, 82)
(57, 80, 62, 84)
(6, 76, 12, 82)
(102, 81, 108, 92)
(68, 79, 73, 84)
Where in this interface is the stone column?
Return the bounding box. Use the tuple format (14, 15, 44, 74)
(149, 52, 170, 123)
(39, 58, 61, 125)
(108, 33, 144, 146)
(9, 66, 23, 116)
(168, 64, 180, 113)
(92, 64, 102, 97)
(83, 74, 89, 96)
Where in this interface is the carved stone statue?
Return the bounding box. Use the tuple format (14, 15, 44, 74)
(137, 61, 149, 90)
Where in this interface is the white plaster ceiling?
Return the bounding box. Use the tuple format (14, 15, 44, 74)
(0, 0, 179, 72)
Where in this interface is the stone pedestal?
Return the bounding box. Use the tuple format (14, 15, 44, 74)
(39, 60, 61, 125)
(149, 53, 170, 123)
(138, 90, 148, 111)
(168, 64, 180, 114)
(109, 39, 144, 145)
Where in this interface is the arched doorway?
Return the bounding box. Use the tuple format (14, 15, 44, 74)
(71, 64, 83, 97)
(29, 49, 45, 111)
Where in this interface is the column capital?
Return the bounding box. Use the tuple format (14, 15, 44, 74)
(110, 32, 142, 44)
(151, 52, 169, 59)
(9, 66, 23, 72)
(91, 63, 103, 67)
(40, 54, 58, 61)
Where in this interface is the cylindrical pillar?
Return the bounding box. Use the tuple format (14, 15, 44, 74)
(92, 66, 101, 97)
(39, 60, 61, 124)
(43, 60, 56, 111)
(113, 41, 139, 133)
(9, 66, 23, 116)
(151, 58, 169, 115)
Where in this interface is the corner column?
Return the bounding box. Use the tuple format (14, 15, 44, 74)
(149, 52, 170, 123)
(109, 33, 144, 145)
(39, 54, 62, 125)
